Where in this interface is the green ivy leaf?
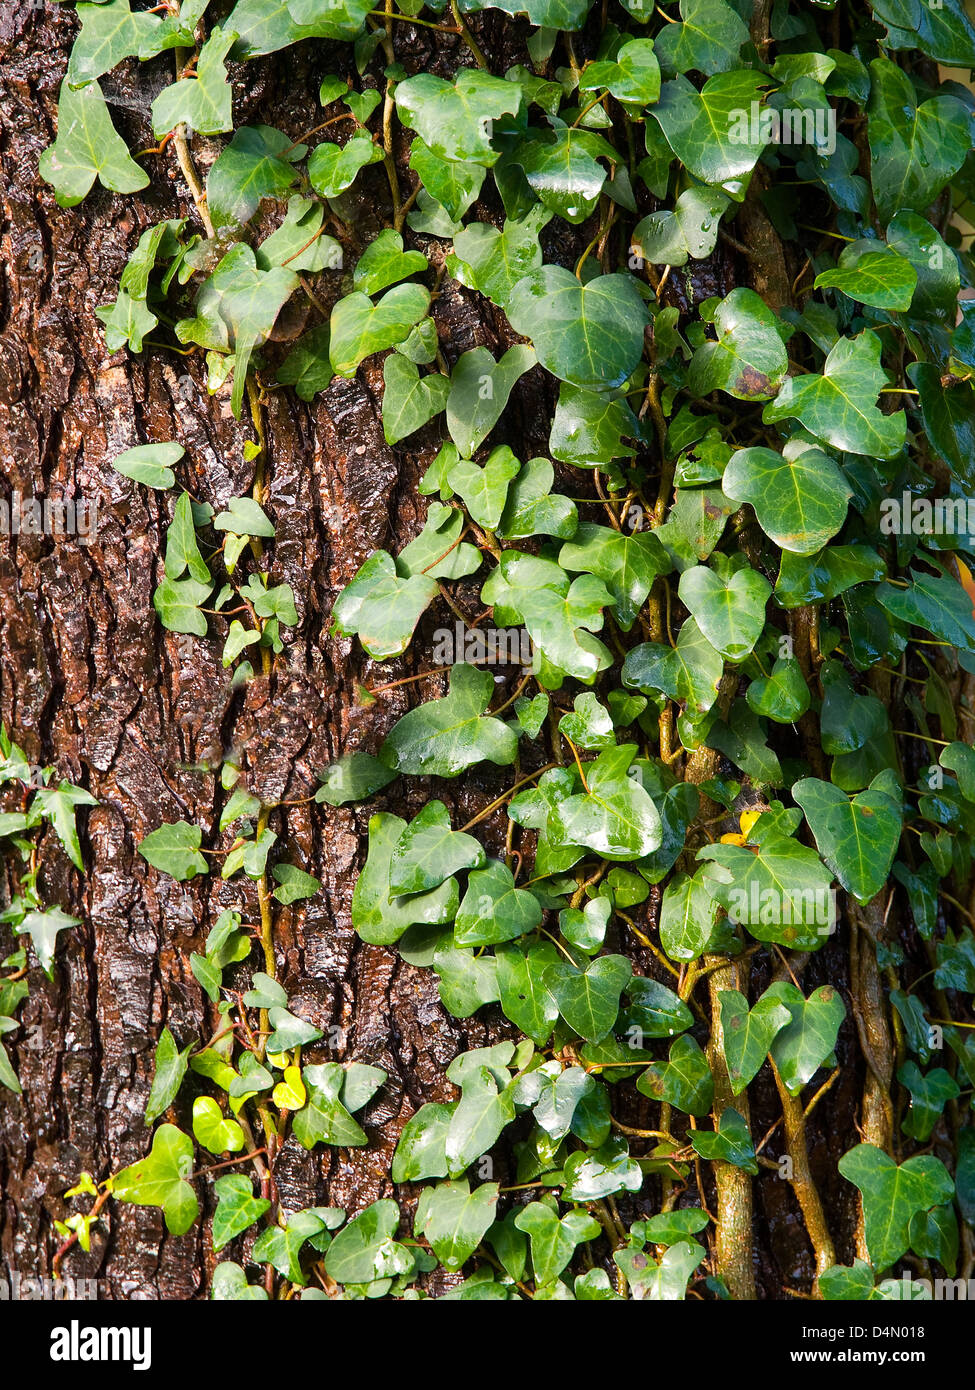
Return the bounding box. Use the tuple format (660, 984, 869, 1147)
(867, 57, 972, 223)
(446, 345, 536, 457)
(765, 982, 846, 1094)
(637, 1034, 714, 1115)
(138, 821, 208, 881)
(381, 664, 519, 779)
(654, 0, 750, 76)
(652, 71, 769, 193)
(793, 777, 902, 904)
(329, 283, 431, 377)
(394, 70, 522, 165)
(622, 619, 724, 714)
(507, 267, 648, 390)
(40, 79, 150, 207)
(690, 1108, 758, 1173)
(352, 813, 459, 944)
(212, 1174, 270, 1250)
(678, 560, 770, 661)
(718, 989, 792, 1093)
(113, 1124, 198, 1236)
(145, 1027, 192, 1125)
(838, 1143, 954, 1272)
(151, 27, 235, 138)
(415, 1180, 499, 1271)
(308, 134, 385, 197)
(455, 859, 543, 946)
(206, 125, 302, 229)
(542, 953, 631, 1042)
(723, 444, 852, 553)
(331, 550, 438, 659)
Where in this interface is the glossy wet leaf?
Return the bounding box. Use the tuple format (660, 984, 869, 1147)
(394, 70, 522, 165)
(838, 1143, 954, 1272)
(40, 79, 149, 207)
(637, 1035, 714, 1115)
(329, 283, 431, 377)
(652, 71, 769, 193)
(763, 331, 905, 458)
(331, 550, 438, 659)
(764, 982, 845, 1095)
(622, 619, 724, 714)
(352, 814, 459, 945)
(723, 445, 851, 554)
(212, 1174, 270, 1251)
(678, 562, 770, 661)
(455, 859, 542, 947)
(718, 989, 792, 1093)
(415, 1180, 499, 1271)
(690, 1108, 758, 1173)
(794, 777, 902, 904)
(390, 800, 485, 895)
(559, 524, 670, 630)
(381, 663, 519, 778)
(113, 1124, 198, 1236)
(207, 125, 302, 229)
(688, 289, 788, 401)
(145, 1027, 192, 1125)
(151, 27, 235, 137)
(867, 57, 972, 223)
(542, 953, 631, 1042)
(631, 187, 730, 267)
(814, 246, 918, 311)
(138, 821, 208, 881)
(506, 267, 649, 390)
(308, 135, 385, 198)
(446, 345, 536, 458)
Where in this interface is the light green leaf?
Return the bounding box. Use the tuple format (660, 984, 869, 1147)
(39, 79, 149, 207)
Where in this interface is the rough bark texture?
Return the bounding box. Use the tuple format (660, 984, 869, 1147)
(0, 2, 888, 1300)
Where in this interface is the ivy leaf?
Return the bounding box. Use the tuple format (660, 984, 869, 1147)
(382, 356, 449, 444)
(507, 267, 648, 390)
(277, 323, 331, 400)
(354, 228, 427, 296)
(445, 1067, 516, 1173)
(723, 444, 851, 553)
(498, 457, 579, 540)
(549, 745, 663, 861)
(176, 244, 298, 416)
(415, 1180, 499, 1271)
(448, 207, 549, 310)
(271, 863, 321, 904)
(631, 187, 730, 267)
(511, 128, 614, 224)
(622, 976, 693, 1039)
(877, 567, 975, 654)
(542, 953, 632, 1042)
(659, 871, 721, 962)
(113, 1124, 198, 1236)
(898, 1062, 960, 1142)
(314, 752, 397, 806)
(308, 134, 385, 198)
(485, 558, 613, 682)
(138, 821, 208, 881)
(396, 502, 481, 580)
(838, 1143, 954, 1272)
(687, 288, 788, 400)
(381, 663, 519, 779)
(39, 79, 150, 207)
(622, 619, 724, 714)
(410, 138, 486, 222)
(582, 37, 660, 104)
(764, 331, 905, 458)
(514, 1202, 602, 1287)
(434, 946, 500, 1018)
(455, 859, 543, 947)
(698, 832, 835, 950)
(331, 550, 438, 659)
(254, 1209, 344, 1285)
(458, 0, 592, 27)
(34, 781, 98, 870)
(678, 561, 770, 661)
(212, 1174, 270, 1251)
(392, 1103, 453, 1182)
(151, 27, 235, 137)
(206, 125, 301, 230)
(690, 1108, 758, 1173)
(265, 1006, 322, 1053)
(226, 0, 358, 54)
(814, 246, 918, 311)
(67, 0, 163, 83)
(746, 656, 810, 723)
(214, 496, 274, 538)
(113, 442, 183, 489)
(550, 384, 644, 468)
(793, 777, 902, 905)
(559, 524, 670, 631)
(447, 446, 522, 530)
(390, 801, 485, 896)
(16, 907, 80, 978)
(653, 0, 750, 77)
(446, 345, 536, 458)
(193, 1098, 245, 1155)
(867, 58, 972, 223)
(352, 813, 459, 945)
(764, 982, 846, 1094)
(718, 990, 792, 1094)
(652, 72, 770, 194)
(496, 940, 561, 1045)
(256, 196, 342, 272)
(329, 283, 431, 377)
(637, 1035, 714, 1115)
(145, 1027, 192, 1125)
(394, 70, 522, 165)
(292, 1063, 369, 1148)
